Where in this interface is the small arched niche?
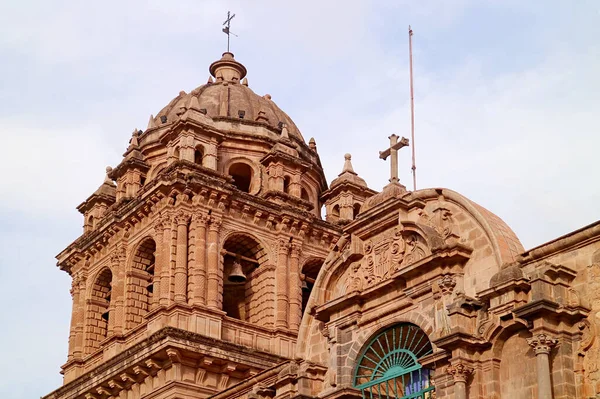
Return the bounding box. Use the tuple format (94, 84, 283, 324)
(301, 187, 310, 202)
(332, 204, 340, 217)
(194, 145, 204, 165)
(353, 203, 361, 219)
(86, 215, 95, 231)
(283, 176, 291, 194)
(229, 162, 253, 193)
(221, 234, 268, 324)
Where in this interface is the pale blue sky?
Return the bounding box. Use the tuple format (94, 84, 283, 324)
(0, 1, 598, 398)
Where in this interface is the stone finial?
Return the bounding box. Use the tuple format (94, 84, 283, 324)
(104, 166, 114, 184)
(309, 137, 317, 151)
(527, 334, 559, 355)
(127, 129, 139, 150)
(263, 94, 272, 100)
(242, 77, 248, 86)
(188, 95, 201, 111)
(147, 114, 156, 130)
(281, 123, 289, 139)
(342, 153, 355, 174)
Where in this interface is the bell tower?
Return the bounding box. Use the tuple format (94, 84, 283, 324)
(46, 53, 341, 399)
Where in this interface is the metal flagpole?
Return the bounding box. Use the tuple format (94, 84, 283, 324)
(408, 25, 417, 191)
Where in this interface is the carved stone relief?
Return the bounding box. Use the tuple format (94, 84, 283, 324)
(342, 226, 430, 292)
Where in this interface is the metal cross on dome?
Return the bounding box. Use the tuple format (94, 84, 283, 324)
(222, 11, 237, 52)
(379, 134, 409, 184)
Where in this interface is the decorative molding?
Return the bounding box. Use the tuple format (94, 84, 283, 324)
(446, 362, 474, 383)
(527, 333, 559, 355)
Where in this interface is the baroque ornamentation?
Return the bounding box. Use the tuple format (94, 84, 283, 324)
(578, 318, 596, 354)
(446, 363, 474, 383)
(399, 233, 427, 268)
(419, 204, 460, 244)
(527, 334, 559, 355)
(362, 227, 405, 286)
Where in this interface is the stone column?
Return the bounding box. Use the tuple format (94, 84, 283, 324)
(174, 212, 190, 303)
(67, 273, 83, 360)
(191, 214, 208, 306)
(151, 218, 165, 309)
(446, 363, 474, 399)
(206, 216, 222, 309)
(159, 215, 173, 307)
(528, 334, 559, 399)
(289, 242, 302, 331)
(276, 239, 290, 329)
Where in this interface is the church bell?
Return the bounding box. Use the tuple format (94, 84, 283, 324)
(228, 260, 246, 283)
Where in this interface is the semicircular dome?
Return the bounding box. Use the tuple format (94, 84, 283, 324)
(153, 52, 305, 143)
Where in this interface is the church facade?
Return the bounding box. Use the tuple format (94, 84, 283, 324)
(43, 53, 600, 399)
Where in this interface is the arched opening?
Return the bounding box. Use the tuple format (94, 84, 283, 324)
(221, 234, 268, 324)
(283, 176, 291, 194)
(194, 145, 204, 165)
(87, 215, 94, 231)
(353, 203, 361, 219)
(301, 258, 324, 315)
(86, 268, 113, 353)
(354, 323, 434, 399)
(301, 187, 310, 202)
(332, 204, 340, 217)
(229, 162, 253, 193)
(173, 147, 180, 160)
(500, 330, 536, 398)
(127, 238, 156, 328)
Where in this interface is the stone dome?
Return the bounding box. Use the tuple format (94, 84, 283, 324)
(153, 52, 305, 142)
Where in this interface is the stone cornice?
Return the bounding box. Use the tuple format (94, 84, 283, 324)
(57, 161, 341, 273)
(108, 157, 150, 180)
(519, 220, 600, 265)
(320, 181, 378, 202)
(46, 327, 287, 399)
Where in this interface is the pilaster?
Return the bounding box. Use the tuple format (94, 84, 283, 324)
(174, 211, 190, 303)
(276, 239, 290, 329)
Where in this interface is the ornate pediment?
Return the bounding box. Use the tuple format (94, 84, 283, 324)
(350, 225, 431, 290)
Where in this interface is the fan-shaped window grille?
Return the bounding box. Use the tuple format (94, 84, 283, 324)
(354, 323, 434, 399)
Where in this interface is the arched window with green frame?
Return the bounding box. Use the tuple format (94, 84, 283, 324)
(353, 323, 434, 399)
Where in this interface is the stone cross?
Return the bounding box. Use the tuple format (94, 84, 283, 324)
(379, 134, 409, 183)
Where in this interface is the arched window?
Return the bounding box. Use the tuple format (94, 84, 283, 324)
(301, 187, 310, 202)
(173, 147, 180, 160)
(332, 204, 340, 217)
(229, 162, 253, 193)
(127, 238, 156, 328)
(353, 203, 361, 219)
(194, 146, 204, 165)
(283, 176, 291, 194)
(301, 258, 324, 315)
(354, 323, 434, 399)
(87, 215, 95, 231)
(221, 234, 268, 324)
(85, 268, 113, 353)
